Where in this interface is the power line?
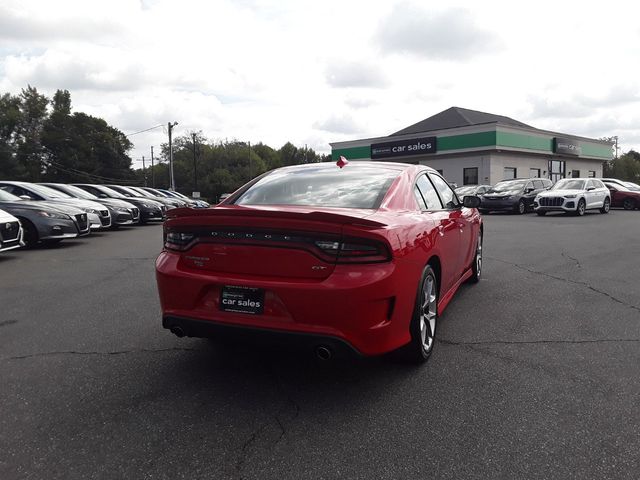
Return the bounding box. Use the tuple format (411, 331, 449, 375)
(125, 124, 164, 137)
(43, 159, 142, 184)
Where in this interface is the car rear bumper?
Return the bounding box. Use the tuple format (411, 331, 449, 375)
(163, 315, 362, 358)
(156, 251, 416, 356)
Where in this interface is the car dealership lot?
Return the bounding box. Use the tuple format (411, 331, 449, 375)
(1, 213, 639, 479)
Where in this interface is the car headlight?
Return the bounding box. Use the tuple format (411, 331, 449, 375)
(37, 210, 70, 219)
(114, 206, 130, 212)
(564, 194, 577, 198)
(83, 208, 98, 214)
(141, 203, 155, 208)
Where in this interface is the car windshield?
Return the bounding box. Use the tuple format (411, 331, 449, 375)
(0, 189, 22, 202)
(50, 184, 100, 200)
(552, 179, 586, 190)
(130, 187, 154, 197)
(455, 186, 476, 196)
(94, 185, 127, 199)
(486, 180, 527, 193)
(606, 183, 629, 192)
(116, 186, 142, 197)
(234, 165, 401, 209)
(26, 183, 74, 199)
(625, 183, 640, 191)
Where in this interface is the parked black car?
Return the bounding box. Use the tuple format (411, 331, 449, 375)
(73, 184, 165, 224)
(480, 178, 552, 214)
(0, 188, 90, 247)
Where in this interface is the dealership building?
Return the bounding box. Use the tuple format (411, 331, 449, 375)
(330, 107, 613, 186)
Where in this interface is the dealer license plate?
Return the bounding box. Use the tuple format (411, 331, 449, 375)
(219, 286, 265, 315)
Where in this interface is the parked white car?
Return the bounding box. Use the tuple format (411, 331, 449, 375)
(534, 178, 610, 216)
(0, 208, 24, 253)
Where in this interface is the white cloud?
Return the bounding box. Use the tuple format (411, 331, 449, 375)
(0, 0, 639, 160)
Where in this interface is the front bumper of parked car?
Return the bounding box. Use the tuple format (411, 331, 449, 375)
(0, 220, 24, 252)
(534, 196, 576, 212)
(479, 195, 519, 211)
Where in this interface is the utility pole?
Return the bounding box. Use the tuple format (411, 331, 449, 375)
(142, 156, 147, 186)
(150, 146, 155, 188)
(168, 121, 178, 190)
(248, 140, 252, 180)
(614, 135, 619, 160)
(191, 132, 198, 192)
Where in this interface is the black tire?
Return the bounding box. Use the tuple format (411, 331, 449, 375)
(576, 199, 586, 216)
(515, 199, 526, 214)
(600, 197, 610, 214)
(399, 265, 438, 364)
(536, 211, 546, 216)
(623, 198, 636, 210)
(18, 218, 38, 248)
(467, 230, 482, 284)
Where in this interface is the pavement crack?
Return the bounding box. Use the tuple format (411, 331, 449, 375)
(0, 319, 18, 327)
(488, 256, 640, 313)
(5, 347, 197, 361)
(561, 251, 582, 268)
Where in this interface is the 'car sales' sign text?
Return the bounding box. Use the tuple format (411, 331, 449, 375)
(371, 137, 437, 159)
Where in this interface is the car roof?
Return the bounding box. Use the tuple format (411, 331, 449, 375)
(273, 161, 436, 174)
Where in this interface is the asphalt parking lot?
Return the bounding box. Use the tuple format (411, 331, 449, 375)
(1, 211, 639, 480)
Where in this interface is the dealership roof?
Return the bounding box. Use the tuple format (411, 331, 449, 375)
(391, 106, 533, 137)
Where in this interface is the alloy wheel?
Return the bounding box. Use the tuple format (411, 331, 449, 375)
(419, 274, 437, 352)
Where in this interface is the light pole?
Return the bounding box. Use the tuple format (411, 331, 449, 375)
(168, 121, 178, 190)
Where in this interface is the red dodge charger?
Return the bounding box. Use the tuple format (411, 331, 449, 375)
(156, 161, 483, 363)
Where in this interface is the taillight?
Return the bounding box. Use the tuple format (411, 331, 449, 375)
(164, 231, 195, 251)
(314, 238, 390, 264)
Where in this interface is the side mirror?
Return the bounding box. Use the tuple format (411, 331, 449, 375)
(463, 195, 481, 208)
(20, 195, 32, 200)
(587, 186, 595, 191)
(525, 188, 534, 193)
(98, 193, 108, 198)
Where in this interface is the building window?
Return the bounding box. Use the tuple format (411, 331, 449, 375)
(571, 169, 580, 178)
(503, 167, 517, 179)
(529, 168, 541, 178)
(588, 171, 596, 177)
(550, 160, 565, 183)
(463, 167, 478, 185)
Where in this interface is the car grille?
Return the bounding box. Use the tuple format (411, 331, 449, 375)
(0, 221, 20, 242)
(539, 197, 564, 206)
(100, 215, 111, 226)
(130, 208, 140, 220)
(75, 213, 88, 231)
(100, 210, 109, 217)
(160, 205, 167, 214)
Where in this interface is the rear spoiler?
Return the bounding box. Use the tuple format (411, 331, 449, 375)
(166, 205, 387, 228)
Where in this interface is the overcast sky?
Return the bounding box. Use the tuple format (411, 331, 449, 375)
(1, 0, 639, 168)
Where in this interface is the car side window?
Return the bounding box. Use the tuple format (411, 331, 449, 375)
(533, 180, 543, 189)
(413, 186, 428, 210)
(525, 182, 533, 191)
(416, 174, 443, 210)
(586, 180, 596, 189)
(428, 173, 460, 209)
(477, 186, 487, 194)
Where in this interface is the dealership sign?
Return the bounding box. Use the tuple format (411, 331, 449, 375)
(371, 137, 437, 159)
(553, 137, 582, 156)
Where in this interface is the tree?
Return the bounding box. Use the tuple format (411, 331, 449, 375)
(603, 150, 640, 182)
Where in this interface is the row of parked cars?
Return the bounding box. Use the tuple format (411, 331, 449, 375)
(455, 177, 640, 216)
(0, 181, 209, 252)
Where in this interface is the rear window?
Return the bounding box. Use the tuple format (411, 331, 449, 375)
(234, 166, 400, 209)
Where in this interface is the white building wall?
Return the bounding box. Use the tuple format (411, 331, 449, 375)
(417, 155, 488, 186)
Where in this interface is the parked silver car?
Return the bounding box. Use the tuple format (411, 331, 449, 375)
(0, 189, 90, 246)
(0, 181, 111, 230)
(0, 208, 24, 253)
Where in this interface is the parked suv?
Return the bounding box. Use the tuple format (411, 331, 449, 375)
(0, 208, 24, 253)
(480, 178, 552, 214)
(534, 178, 610, 216)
